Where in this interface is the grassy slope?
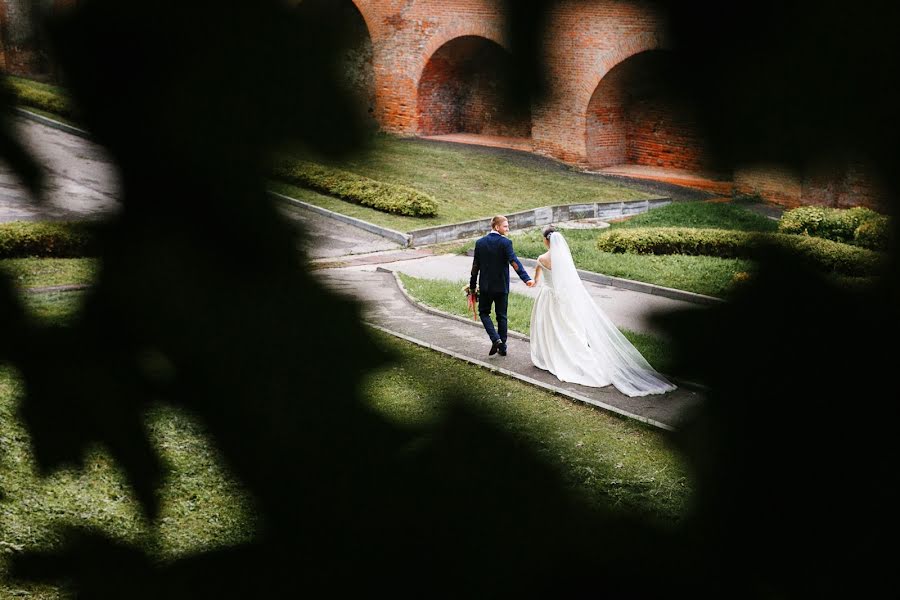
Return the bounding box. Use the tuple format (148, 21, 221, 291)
(272, 135, 654, 229)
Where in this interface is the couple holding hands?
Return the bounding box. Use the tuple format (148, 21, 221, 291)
(468, 215, 675, 398)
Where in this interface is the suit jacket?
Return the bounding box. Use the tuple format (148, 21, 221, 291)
(470, 231, 531, 295)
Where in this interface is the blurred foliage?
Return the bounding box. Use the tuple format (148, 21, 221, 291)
(0, 0, 897, 597)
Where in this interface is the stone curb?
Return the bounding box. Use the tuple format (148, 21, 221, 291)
(381, 267, 708, 394)
(23, 284, 91, 294)
(516, 256, 724, 306)
(15, 108, 90, 139)
(268, 191, 412, 247)
(364, 322, 676, 431)
(380, 267, 529, 341)
(461, 250, 723, 307)
(407, 198, 672, 246)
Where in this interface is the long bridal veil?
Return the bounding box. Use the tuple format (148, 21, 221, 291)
(548, 232, 676, 397)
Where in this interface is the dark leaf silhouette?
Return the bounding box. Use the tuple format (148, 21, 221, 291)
(0, 0, 897, 597)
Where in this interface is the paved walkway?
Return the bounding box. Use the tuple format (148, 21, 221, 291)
(319, 268, 702, 431)
(0, 117, 120, 222)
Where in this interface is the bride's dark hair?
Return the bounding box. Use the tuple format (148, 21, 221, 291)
(542, 225, 556, 240)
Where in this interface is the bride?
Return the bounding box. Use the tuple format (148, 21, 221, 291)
(530, 225, 676, 397)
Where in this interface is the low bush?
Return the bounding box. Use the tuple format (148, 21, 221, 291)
(778, 205, 890, 250)
(271, 159, 438, 217)
(595, 227, 885, 276)
(0, 221, 97, 258)
(7, 76, 75, 121)
(853, 217, 891, 251)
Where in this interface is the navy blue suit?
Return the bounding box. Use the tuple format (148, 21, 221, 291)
(469, 231, 531, 348)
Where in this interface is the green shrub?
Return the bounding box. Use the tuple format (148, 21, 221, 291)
(778, 205, 890, 250)
(854, 218, 891, 251)
(271, 159, 438, 217)
(595, 227, 884, 276)
(7, 77, 75, 120)
(0, 221, 97, 258)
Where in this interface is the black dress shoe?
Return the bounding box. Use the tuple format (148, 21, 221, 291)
(489, 339, 501, 355)
(498, 342, 507, 356)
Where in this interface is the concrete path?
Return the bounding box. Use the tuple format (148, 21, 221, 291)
(0, 117, 120, 222)
(279, 202, 401, 259)
(320, 252, 699, 339)
(318, 268, 702, 431)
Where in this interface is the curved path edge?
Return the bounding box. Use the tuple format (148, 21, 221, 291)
(321, 269, 703, 432)
(384, 267, 708, 393)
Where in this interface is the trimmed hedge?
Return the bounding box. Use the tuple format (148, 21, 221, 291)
(0, 221, 97, 258)
(7, 77, 76, 121)
(778, 206, 891, 250)
(595, 227, 885, 276)
(271, 159, 438, 217)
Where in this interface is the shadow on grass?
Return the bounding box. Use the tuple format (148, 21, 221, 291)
(0, 0, 897, 597)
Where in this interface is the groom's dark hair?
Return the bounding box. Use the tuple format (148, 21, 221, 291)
(542, 225, 556, 240)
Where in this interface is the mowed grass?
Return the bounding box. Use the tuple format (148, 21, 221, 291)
(397, 273, 675, 377)
(364, 330, 691, 520)
(271, 135, 655, 230)
(0, 258, 97, 288)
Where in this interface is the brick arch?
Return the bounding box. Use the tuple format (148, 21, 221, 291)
(416, 34, 531, 138)
(584, 46, 713, 173)
(336, 1, 376, 124)
(578, 33, 667, 126)
(347, 0, 376, 41)
(416, 24, 508, 87)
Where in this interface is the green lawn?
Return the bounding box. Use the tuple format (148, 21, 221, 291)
(612, 199, 778, 233)
(1, 286, 691, 598)
(0, 258, 97, 288)
(364, 331, 690, 521)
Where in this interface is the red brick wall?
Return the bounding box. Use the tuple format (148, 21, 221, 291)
(735, 162, 888, 211)
(532, 1, 669, 163)
(585, 49, 709, 172)
(734, 167, 803, 207)
(339, 2, 376, 125)
(802, 161, 887, 211)
(586, 63, 627, 167)
(626, 98, 708, 172)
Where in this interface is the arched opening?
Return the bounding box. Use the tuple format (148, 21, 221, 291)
(417, 36, 532, 149)
(586, 51, 721, 182)
(335, 1, 375, 127)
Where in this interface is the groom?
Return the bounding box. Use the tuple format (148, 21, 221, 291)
(469, 215, 534, 356)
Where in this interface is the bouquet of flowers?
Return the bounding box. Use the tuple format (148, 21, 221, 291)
(462, 284, 479, 320)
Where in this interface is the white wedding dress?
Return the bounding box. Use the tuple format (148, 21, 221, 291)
(529, 232, 676, 397)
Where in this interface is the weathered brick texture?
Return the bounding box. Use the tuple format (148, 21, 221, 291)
(735, 160, 886, 210)
(417, 35, 530, 137)
(1, 0, 884, 209)
(1, 0, 73, 75)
